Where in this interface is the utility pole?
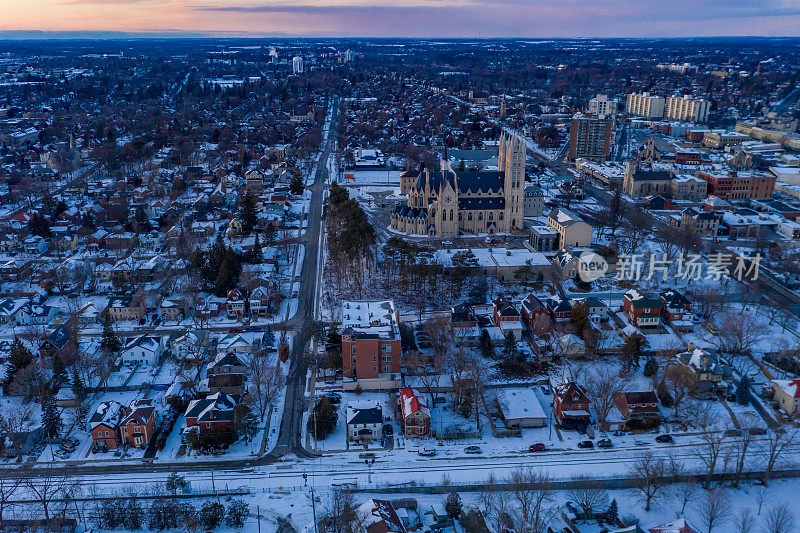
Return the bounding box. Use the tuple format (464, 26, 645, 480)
(310, 485, 318, 533)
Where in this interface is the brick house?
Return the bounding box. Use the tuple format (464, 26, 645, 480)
(38, 325, 74, 369)
(341, 300, 401, 382)
(89, 401, 126, 451)
(659, 289, 692, 327)
(613, 390, 661, 427)
(184, 392, 237, 435)
(120, 399, 156, 448)
(553, 381, 591, 430)
(521, 293, 550, 333)
(107, 295, 147, 322)
(226, 288, 247, 320)
(492, 294, 524, 342)
(399, 388, 431, 437)
(623, 289, 662, 329)
(545, 295, 573, 322)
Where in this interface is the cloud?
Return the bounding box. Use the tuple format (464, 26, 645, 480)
(191, 2, 447, 13)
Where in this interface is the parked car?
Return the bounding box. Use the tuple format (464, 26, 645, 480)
(612, 430, 625, 437)
(597, 438, 613, 448)
(577, 440, 594, 449)
(464, 445, 482, 454)
(749, 428, 767, 436)
(228, 328, 242, 333)
(418, 446, 436, 457)
(635, 440, 648, 446)
(655, 434, 674, 443)
(529, 443, 546, 453)
(540, 385, 552, 395)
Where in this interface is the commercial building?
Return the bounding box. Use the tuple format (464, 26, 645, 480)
(626, 92, 665, 119)
(568, 114, 613, 162)
(665, 95, 710, 123)
(697, 170, 776, 200)
(292, 56, 303, 74)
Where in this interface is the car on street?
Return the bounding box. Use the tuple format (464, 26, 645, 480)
(228, 328, 242, 333)
(577, 440, 594, 449)
(635, 440, 648, 446)
(529, 443, 546, 452)
(655, 434, 674, 443)
(597, 438, 613, 448)
(464, 445, 482, 454)
(418, 446, 436, 457)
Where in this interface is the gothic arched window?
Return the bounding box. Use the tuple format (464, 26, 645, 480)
(478, 213, 483, 221)
(499, 212, 504, 221)
(468, 213, 473, 221)
(450, 210, 454, 221)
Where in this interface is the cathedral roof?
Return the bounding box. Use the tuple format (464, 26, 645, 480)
(456, 171, 504, 194)
(458, 197, 505, 210)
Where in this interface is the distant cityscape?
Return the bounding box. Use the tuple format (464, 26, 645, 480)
(0, 36, 800, 533)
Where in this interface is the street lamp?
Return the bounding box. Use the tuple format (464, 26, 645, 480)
(365, 457, 375, 484)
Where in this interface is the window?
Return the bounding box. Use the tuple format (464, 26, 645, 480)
(468, 213, 472, 221)
(373, 355, 377, 362)
(478, 213, 483, 221)
(382, 354, 391, 363)
(352, 356, 356, 366)
(382, 364, 391, 373)
(373, 366, 377, 373)
(381, 344, 391, 352)
(351, 346, 356, 353)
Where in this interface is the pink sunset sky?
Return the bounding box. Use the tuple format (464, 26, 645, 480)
(2, 0, 800, 37)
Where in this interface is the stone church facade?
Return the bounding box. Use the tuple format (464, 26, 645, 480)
(391, 131, 526, 237)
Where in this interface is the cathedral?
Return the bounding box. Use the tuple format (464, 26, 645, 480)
(391, 131, 526, 237)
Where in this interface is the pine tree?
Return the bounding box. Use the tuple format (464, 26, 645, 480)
(251, 232, 262, 263)
(264, 326, 276, 347)
(42, 394, 62, 439)
(240, 190, 258, 233)
(51, 355, 66, 387)
(606, 498, 618, 523)
(289, 174, 304, 195)
(72, 368, 86, 404)
(445, 491, 463, 518)
(8, 339, 33, 380)
(101, 316, 121, 353)
(736, 376, 751, 405)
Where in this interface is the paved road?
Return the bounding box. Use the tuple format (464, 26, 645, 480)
(271, 97, 338, 460)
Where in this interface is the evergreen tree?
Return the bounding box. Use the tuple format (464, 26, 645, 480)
(8, 339, 33, 380)
(479, 329, 494, 359)
(71, 368, 86, 404)
(51, 355, 66, 387)
(225, 500, 249, 528)
(100, 315, 121, 353)
(620, 336, 644, 372)
(643, 358, 658, 377)
(606, 498, 618, 523)
(736, 376, 751, 405)
(214, 250, 240, 296)
(250, 232, 262, 263)
(199, 501, 225, 529)
(264, 326, 276, 347)
(445, 491, 463, 518)
(289, 173, 304, 195)
(42, 394, 62, 439)
(240, 190, 258, 233)
(502, 331, 517, 358)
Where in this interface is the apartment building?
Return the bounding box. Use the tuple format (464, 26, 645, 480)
(697, 170, 776, 201)
(588, 94, 619, 120)
(341, 299, 402, 381)
(665, 95, 710, 123)
(568, 114, 613, 161)
(626, 92, 665, 119)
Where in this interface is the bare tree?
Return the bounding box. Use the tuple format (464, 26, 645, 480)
(584, 368, 626, 430)
(655, 225, 681, 264)
(323, 486, 357, 533)
(621, 208, 651, 255)
(755, 486, 769, 515)
(247, 352, 284, 420)
(24, 472, 74, 521)
(567, 475, 609, 516)
(763, 504, 794, 533)
(696, 428, 726, 489)
(0, 403, 35, 460)
(404, 349, 445, 408)
(695, 488, 731, 533)
(629, 452, 669, 511)
(507, 468, 557, 533)
(662, 363, 694, 420)
(0, 468, 22, 521)
(674, 482, 698, 516)
(761, 429, 796, 486)
(711, 312, 762, 355)
(731, 417, 757, 487)
(733, 507, 757, 533)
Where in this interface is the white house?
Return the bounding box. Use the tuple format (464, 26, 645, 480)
(346, 402, 383, 443)
(121, 335, 166, 366)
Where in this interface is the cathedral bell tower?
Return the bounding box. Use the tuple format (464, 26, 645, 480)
(501, 131, 525, 231)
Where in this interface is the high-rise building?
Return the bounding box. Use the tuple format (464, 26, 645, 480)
(665, 95, 710, 123)
(588, 94, 619, 120)
(569, 114, 613, 162)
(292, 56, 304, 74)
(626, 92, 666, 119)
